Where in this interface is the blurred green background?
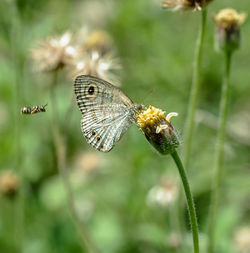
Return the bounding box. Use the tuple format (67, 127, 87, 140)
(0, 0, 249, 252)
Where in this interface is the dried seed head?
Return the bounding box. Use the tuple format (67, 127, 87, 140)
(71, 51, 121, 86)
(214, 9, 247, 53)
(31, 32, 78, 72)
(162, 0, 213, 11)
(136, 105, 179, 155)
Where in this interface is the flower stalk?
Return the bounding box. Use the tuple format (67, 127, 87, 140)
(179, 8, 207, 242)
(207, 9, 246, 253)
(49, 70, 99, 253)
(171, 150, 199, 253)
(137, 106, 199, 253)
(183, 8, 207, 170)
(207, 50, 232, 253)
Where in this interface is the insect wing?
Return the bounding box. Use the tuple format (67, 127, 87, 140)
(74, 75, 135, 152)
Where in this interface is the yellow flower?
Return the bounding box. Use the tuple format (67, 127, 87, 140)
(214, 9, 247, 53)
(31, 32, 77, 72)
(162, 0, 213, 11)
(136, 105, 179, 155)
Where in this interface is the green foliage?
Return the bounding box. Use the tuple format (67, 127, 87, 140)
(0, 0, 250, 253)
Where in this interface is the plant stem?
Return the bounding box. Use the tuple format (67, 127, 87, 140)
(207, 51, 232, 253)
(49, 71, 99, 253)
(171, 150, 199, 253)
(183, 9, 207, 170)
(10, 2, 25, 251)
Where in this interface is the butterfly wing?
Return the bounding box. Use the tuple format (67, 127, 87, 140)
(74, 75, 136, 152)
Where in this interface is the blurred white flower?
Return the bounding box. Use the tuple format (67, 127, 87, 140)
(31, 32, 78, 72)
(71, 51, 121, 86)
(235, 226, 250, 253)
(147, 177, 178, 208)
(168, 233, 181, 248)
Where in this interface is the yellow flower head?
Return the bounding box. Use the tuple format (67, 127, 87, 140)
(136, 106, 179, 155)
(137, 105, 166, 130)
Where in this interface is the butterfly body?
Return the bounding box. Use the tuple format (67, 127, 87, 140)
(74, 75, 143, 152)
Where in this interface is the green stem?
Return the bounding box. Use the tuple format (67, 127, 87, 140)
(207, 52, 232, 253)
(49, 71, 99, 253)
(171, 150, 199, 253)
(183, 9, 207, 170)
(10, 2, 25, 251)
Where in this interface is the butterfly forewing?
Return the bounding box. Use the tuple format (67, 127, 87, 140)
(74, 75, 137, 152)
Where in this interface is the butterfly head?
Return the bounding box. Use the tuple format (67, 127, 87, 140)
(134, 104, 145, 114)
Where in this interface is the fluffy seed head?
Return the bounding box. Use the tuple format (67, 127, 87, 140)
(71, 51, 121, 86)
(31, 32, 77, 72)
(162, 0, 213, 11)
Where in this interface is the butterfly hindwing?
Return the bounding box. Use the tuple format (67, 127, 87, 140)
(80, 107, 133, 152)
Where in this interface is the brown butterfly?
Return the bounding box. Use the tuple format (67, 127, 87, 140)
(74, 75, 143, 152)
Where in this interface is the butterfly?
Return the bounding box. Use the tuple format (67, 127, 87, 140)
(74, 75, 144, 152)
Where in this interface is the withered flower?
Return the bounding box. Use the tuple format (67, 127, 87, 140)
(31, 32, 77, 72)
(0, 171, 19, 198)
(136, 105, 179, 155)
(162, 0, 213, 11)
(214, 8, 246, 53)
(71, 51, 121, 86)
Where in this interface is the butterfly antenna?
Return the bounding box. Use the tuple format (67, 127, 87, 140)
(141, 88, 155, 105)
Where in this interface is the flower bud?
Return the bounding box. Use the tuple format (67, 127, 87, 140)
(214, 8, 246, 54)
(136, 105, 179, 155)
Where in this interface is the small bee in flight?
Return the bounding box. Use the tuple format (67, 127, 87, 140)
(21, 104, 47, 115)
